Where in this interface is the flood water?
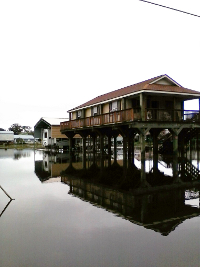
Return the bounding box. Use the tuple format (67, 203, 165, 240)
(1, 149, 200, 267)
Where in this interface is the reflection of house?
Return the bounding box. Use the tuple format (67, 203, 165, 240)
(14, 135, 34, 143)
(62, 175, 200, 236)
(34, 152, 70, 182)
(34, 117, 69, 148)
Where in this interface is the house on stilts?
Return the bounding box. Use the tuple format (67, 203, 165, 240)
(60, 74, 200, 186)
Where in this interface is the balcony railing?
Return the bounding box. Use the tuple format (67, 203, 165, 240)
(60, 108, 200, 131)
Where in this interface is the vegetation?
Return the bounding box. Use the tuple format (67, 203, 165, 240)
(0, 142, 43, 150)
(8, 123, 34, 135)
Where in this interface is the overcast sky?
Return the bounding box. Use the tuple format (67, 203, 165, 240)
(0, 0, 200, 130)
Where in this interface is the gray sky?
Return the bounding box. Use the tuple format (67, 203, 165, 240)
(0, 0, 200, 130)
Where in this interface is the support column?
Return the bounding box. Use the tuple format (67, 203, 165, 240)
(69, 135, 74, 166)
(128, 132, 135, 168)
(92, 135, 96, 166)
(172, 131, 179, 182)
(140, 132, 146, 185)
(180, 131, 185, 180)
(123, 135, 128, 174)
(140, 93, 146, 121)
(128, 135, 132, 168)
(107, 135, 112, 168)
(152, 129, 159, 173)
(100, 134, 104, 171)
(82, 135, 86, 170)
(113, 136, 117, 164)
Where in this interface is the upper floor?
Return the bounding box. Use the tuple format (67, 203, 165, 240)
(61, 74, 200, 131)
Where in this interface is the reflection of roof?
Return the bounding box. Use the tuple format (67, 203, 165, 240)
(34, 117, 68, 128)
(69, 74, 200, 112)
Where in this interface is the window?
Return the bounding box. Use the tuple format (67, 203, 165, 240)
(77, 110, 82, 119)
(44, 132, 47, 138)
(93, 106, 98, 115)
(109, 100, 121, 112)
(92, 106, 100, 116)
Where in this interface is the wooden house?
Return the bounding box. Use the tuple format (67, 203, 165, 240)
(61, 74, 200, 131)
(60, 74, 200, 184)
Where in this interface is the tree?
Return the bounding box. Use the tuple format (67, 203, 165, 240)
(8, 124, 23, 135)
(22, 126, 34, 135)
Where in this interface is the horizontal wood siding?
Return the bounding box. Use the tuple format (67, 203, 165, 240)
(52, 126, 68, 138)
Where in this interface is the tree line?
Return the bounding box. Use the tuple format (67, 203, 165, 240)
(0, 124, 34, 135)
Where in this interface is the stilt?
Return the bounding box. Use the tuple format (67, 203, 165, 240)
(123, 135, 128, 174)
(113, 136, 117, 164)
(152, 129, 159, 173)
(140, 132, 146, 185)
(107, 135, 112, 168)
(82, 135, 86, 170)
(100, 134, 104, 170)
(92, 135, 96, 166)
(172, 131, 179, 182)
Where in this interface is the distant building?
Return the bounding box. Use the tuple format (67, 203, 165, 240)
(14, 135, 34, 143)
(34, 117, 69, 147)
(0, 131, 14, 144)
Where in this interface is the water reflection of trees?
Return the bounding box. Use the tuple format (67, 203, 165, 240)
(13, 151, 31, 160)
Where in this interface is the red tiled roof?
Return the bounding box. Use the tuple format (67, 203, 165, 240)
(68, 74, 200, 111)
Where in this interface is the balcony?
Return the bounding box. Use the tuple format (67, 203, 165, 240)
(60, 108, 200, 131)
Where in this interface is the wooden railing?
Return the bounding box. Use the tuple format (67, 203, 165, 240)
(146, 109, 200, 122)
(60, 108, 140, 130)
(60, 108, 200, 131)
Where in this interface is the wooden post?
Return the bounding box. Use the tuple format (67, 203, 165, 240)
(100, 134, 104, 170)
(140, 131, 146, 184)
(172, 131, 179, 182)
(82, 136, 86, 170)
(108, 135, 112, 168)
(152, 130, 159, 173)
(113, 136, 117, 164)
(123, 135, 128, 174)
(0, 186, 14, 200)
(92, 135, 96, 166)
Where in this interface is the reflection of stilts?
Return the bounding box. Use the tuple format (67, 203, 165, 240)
(0, 185, 15, 200)
(0, 199, 12, 218)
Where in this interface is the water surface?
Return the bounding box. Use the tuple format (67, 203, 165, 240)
(0, 149, 200, 267)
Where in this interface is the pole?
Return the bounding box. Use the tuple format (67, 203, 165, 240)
(0, 186, 14, 200)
